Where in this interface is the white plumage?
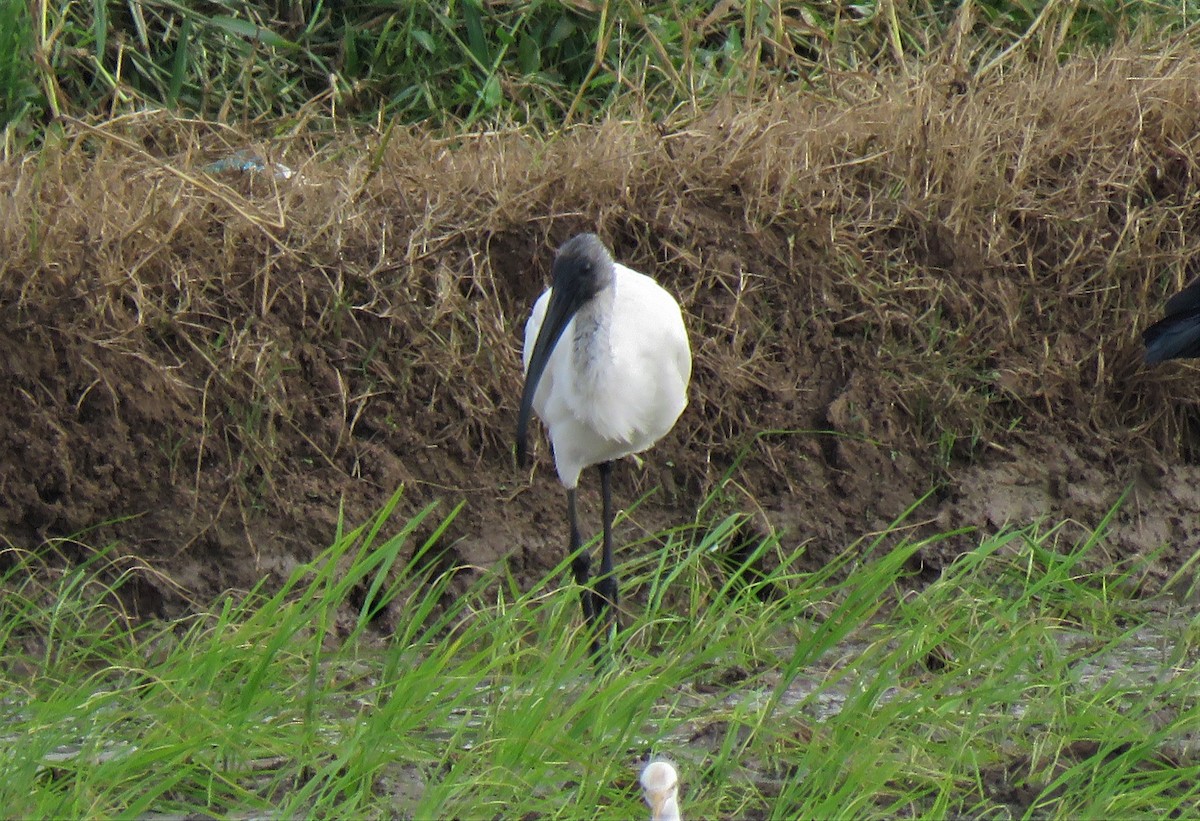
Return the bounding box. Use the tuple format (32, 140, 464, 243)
(522, 261, 691, 488)
(516, 233, 691, 657)
(640, 760, 682, 821)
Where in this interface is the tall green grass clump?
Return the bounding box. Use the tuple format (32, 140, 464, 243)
(2, 489, 1199, 817)
(0, 0, 39, 146)
(8, 0, 1200, 141)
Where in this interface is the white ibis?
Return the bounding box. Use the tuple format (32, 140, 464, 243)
(516, 233, 692, 657)
(1144, 278, 1200, 362)
(640, 760, 682, 821)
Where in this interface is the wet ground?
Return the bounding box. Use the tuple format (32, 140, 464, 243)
(10, 601, 1196, 818)
(6, 57, 1200, 620)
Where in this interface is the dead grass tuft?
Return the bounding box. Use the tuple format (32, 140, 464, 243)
(3, 44, 1200, 601)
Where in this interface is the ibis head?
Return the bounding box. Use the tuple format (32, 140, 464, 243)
(516, 233, 614, 466)
(640, 760, 681, 821)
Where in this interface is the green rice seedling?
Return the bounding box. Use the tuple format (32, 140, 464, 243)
(3, 487, 1200, 818)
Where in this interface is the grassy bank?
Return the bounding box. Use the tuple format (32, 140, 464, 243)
(3, 0, 1199, 148)
(2, 492, 1198, 818)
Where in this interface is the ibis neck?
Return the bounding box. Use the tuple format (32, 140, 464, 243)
(655, 796, 681, 821)
(569, 284, 615, 372)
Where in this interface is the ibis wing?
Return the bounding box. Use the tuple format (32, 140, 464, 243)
(1163, 279, 1200, 317)
(517, 288, 556, 466)
(522, 289, 551, 374)
(1144, 308, 1200, 363)
(1145, 278, 1200, 362)
(579, 265, 690, 447)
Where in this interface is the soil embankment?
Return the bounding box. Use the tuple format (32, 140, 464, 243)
(4, 47, 1200, 615)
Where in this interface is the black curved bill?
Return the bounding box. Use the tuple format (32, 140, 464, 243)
(516, 279, 591, 466)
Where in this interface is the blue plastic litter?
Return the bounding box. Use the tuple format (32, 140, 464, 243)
(202, 150, 294, 180)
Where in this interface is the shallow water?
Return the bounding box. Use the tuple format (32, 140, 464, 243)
(642, 606, 1200, 775)
(6, 603, 1199, 818)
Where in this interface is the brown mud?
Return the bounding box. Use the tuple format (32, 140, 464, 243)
(4, 47, 1200, 618)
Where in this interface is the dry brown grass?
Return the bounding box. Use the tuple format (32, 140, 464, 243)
(3, 42, 1200, 601)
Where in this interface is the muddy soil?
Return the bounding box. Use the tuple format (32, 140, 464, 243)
(2, 245, 1195, 622)
(5, 52, 1200, 617)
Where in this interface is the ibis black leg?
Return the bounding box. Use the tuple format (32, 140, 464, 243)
(567, 488, 602, 658)
(567, 488, 594, 622)
(594, 461, 620, 644)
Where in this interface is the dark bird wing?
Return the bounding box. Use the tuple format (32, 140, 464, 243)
(1144, 279, 1200, 363)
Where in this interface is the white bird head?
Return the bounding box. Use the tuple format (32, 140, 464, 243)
(516, 233, 617, 467)
(640, 760, 681, 821)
